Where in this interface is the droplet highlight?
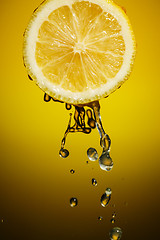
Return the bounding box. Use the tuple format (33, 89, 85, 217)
(109, 227, 122, 240)
(70, 198, 78, 207)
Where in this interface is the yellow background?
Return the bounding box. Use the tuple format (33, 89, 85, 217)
(0, 0, 160, 239)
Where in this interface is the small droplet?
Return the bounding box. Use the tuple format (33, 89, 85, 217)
(44, 93, 51, 102)
(86, 161, 89, 164)
(111, 218, 115, 224)
(99, 152, 113, 171)
(87, 148, 98, 161)
(59, 148, 69, 158)
(1, 219, 4, 223)
(109, 227, 122, 240)
(112, 212, 116, 218)
(100, 188, 112, 207)
(65, 103, 72, 110)
(70, 198, 78, 207)
(92, 178, 97, 186)
(70, 169, 75, 174)
(98, 216, 103, 221)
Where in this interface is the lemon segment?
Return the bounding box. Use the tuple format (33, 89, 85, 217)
(23, 0, 136, 104)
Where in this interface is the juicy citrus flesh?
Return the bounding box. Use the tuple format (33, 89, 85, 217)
(24, 0, 136, 104)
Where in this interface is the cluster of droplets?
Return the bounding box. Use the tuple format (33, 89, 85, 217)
(43, 94, 121, 238)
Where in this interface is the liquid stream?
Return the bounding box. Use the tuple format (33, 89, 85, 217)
(44, 93, 113, 171)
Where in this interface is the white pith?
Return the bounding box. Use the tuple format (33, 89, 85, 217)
(24, 0, 136, 104)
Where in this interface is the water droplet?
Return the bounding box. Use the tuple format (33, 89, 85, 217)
(87, 148, 98, 161)
(92, 178, 97, 186)
(59, 148, 69, 158)
(112, 212, 116, 218)
(99, 152, 113, 171)
(44, 93, 51, 102)
(70, 198, 78, 207)
(70, 169, 75, 174)
(86, 161, 89, 164)
(65, 103, 72, 110)
(98, 216, 103, 221)
(111, 218, 115, 224)
(100, 188, 112, 207)
(109, 227, 122, 240)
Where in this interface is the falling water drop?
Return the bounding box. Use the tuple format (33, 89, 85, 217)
(92, 178, 97, 186)
(98, 216, 103, 221)
(59, 148, 69, 158)
(70, 198, 78, 207)
(109, 227, 122, 240)
(111, 218, 115, 224)
(100, 188, 112, 207)
(87, 148, 98, 161)
(70, 169, 75, 174)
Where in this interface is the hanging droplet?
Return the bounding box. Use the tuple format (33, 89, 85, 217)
(44, 93, 51, 102)
(70, 198, 78, 207)
(70, 169, 75, 174)
(65, 103, 72, 110)
(99, 152, 113, 171)
(92, 178, 97, 186)
(98, 216, 103, 221)
(87, 148, 98, 161)
(109, 227, 122, 240)
(110, 218, 115, 224)
(100, 188, 112, 207)
(59, 148, 69, 158)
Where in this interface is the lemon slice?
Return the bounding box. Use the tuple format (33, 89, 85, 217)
(23, 0, 136, 104)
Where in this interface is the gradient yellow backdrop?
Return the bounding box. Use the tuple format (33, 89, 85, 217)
(0, 0, 160, 239)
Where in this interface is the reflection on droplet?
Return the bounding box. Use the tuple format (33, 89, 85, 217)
(59, 148, 69, 158)
(70, 198, 78, 207)
(92, 178, 97, 186)
(101, 188, 112, 207)
(87, 148, 98, 161)
(98, 216, 103, 221)
(99, 152, 113, 171)
(109, 227, 122, 240)
(70, 169, 75, 174)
